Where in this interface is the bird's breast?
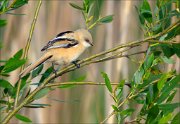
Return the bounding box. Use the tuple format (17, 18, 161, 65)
(47, 45, 85, 65)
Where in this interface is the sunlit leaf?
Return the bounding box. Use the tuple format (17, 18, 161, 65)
(144, 53, 154, 70)
(159, 113, 173, 123)
(157, 73, 170, 91)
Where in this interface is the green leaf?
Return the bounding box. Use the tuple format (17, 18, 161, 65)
(0, 19, 7, 27)
(159, 34, 168, 41)
(161, 56, 174, 64)
(157, 73, 170, 91)
(133, 67, 144, 84)
(161, 44, 175, 58)
(140, 0, 152, 23)
(101, 72, 112, 93)
(2, 49, 26, 73)
(158, 103, 180, 115)
(34, 88, 50, 100)
(157, 75, 180, 104)
(15, 114, 32, 122)
(144, 53, 154, 70)
(25, 103, 50, 108)
(69, 3, 84, 10)
(166, 90, 177, 103)
(172, 112, 180, 124)
(0, 79, 14, 89)
(99, 15, 113, 23)
(172, 43, 180, 58)
(0, 100, 9, 105)
(14, 49, 23, 59)
(11, 0, 28, 9)
(32, 64, 44, 78)
(159, 113, 173, 124)
(112, 105, 119, 112)
(3, 59, 26, 73)
(146, 105, 159, 123)
(39, 66, 53, 85)
(120, 108, 134, 118)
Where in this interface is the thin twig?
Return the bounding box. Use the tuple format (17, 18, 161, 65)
(14, 0, 42, 110)
(45, 82, 120, 88)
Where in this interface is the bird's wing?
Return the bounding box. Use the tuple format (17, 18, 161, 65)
(41, 31, 78, 51)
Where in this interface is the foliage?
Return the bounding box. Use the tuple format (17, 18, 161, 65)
(0, 0, 28, 27)
(0, 0, 180, 123)
(69, 0, 113, 30)
(101, 0, 180, 123)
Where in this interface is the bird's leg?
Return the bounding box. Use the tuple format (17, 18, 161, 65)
(72, 60, 80, 68)
(52, 62, 58, 77)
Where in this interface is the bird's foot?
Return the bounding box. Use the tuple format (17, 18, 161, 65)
(72, 60, 80, 68)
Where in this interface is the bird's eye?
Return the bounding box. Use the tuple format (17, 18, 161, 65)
(85, 38, 90, 43)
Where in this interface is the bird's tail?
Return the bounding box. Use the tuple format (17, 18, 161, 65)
(19, 54, 53, 77)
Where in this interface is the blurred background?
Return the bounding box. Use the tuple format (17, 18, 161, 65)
(0, 0, 179, 123)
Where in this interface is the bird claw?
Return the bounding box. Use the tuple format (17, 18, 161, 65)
(72, 60, 80, 68)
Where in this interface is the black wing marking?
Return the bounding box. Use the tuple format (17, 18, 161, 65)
(56, 31, 74, 38)
(41, 38, 78, 51)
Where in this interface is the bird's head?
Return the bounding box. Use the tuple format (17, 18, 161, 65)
(75, 29, 93, 48)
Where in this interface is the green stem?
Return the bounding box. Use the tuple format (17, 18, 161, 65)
(14, 0, 42, 110)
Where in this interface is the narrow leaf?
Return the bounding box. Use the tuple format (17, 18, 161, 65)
(69, 3, 84, 10)
(99, 15, 114, 23)
(15, 114, 32, 122)
(34, 88, 50, 100)
(0, 79, 13, 89)
(101, 72, 112, 93)
(32, 64, 44, 78)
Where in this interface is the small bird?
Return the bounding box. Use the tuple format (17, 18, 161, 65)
(20, 29, 93, 77)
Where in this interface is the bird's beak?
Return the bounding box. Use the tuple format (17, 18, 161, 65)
(90, 42, 93, 46)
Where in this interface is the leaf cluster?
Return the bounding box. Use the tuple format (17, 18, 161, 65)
(101, 0, 180, 123)
(0, 0, 28, 27)
(70, 0, 113, 30)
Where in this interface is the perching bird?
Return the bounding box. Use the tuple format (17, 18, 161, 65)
(20, 29, 93, 77)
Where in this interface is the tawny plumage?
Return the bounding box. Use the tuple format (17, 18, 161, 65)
(20, 29, 93, 77)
